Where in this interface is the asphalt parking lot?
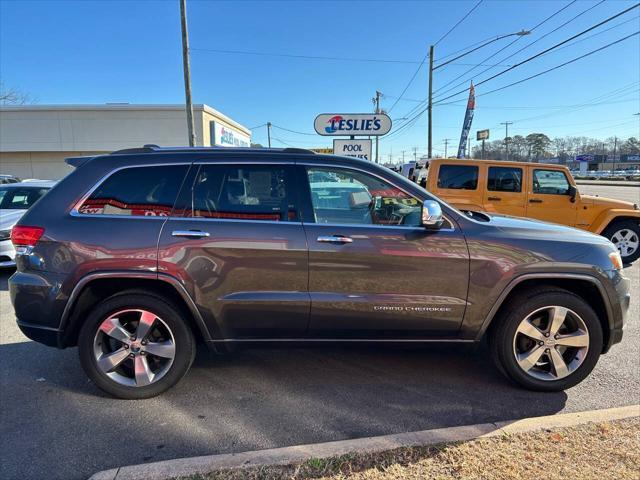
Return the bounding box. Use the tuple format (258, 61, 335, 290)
(0, 184, 638, 480)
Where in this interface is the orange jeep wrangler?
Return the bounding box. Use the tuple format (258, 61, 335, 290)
(424, 159, 640, 263)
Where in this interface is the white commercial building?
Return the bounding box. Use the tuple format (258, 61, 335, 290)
(0, 104, 251, 179)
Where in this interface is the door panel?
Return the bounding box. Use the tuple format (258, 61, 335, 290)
(305, 224, 469, 338)
(303, 165, 469, 339)
(157, 163, 309, 340)
(526, 168, 577, 226)
(482, 166, 526, 217)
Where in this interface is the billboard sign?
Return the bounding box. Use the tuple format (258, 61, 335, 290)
(314, 113, 392, 136)
(210, 121, 250, 148)
(476, 129, 489, 141)
(333, 139, 372, 160)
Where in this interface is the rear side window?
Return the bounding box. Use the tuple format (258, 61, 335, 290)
(488, 167, 522, 192)
(173, 164, 298, 221)
(437, 164, 478, 190)
(78, 165, 188, 216)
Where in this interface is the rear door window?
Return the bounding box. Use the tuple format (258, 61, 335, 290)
(488, 167, 523, 192)
(437, 165, 478, 190)
(78, 165, 189, 216)
(173, 164, 298, 221)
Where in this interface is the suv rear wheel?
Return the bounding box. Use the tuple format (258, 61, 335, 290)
(489, 287, 602, 392)
(78, 293, 196, 399)
(602, 219, 640, 264)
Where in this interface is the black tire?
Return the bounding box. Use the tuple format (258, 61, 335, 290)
(489, 287, 602, 392)
(78, 292, 196, 399)
(602, 219, 640, 264)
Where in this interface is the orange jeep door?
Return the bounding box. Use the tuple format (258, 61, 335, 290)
(482, 165, 526, 217)
(526, 168, 577, 226)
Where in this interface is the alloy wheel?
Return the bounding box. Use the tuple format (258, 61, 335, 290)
(92, 309, 176, 387)
(610, 228, 639, 259)
(512, 305, 589, 381)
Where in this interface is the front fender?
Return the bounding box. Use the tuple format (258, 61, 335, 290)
(590, 210, 640, 234)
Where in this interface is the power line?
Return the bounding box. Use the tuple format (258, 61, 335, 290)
(271, 124, 317, 136)
(434, 0, 484, 46)
(432, 0, 578, 97)
(472, 31, 639, 101)
(433, 4, 640, 104)
(388, 0, 484, 113)
(190, 47, 423, 64)
(434, 0, 601, 99)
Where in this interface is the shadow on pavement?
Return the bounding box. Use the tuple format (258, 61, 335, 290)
(0, 339, 568, 480)
(0, 270, 12, 291)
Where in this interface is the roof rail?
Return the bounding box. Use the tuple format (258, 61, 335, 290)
(282, 147, 316, 155)
(110, 146, 158, 155)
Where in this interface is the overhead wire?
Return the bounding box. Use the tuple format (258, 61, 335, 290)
(433, 4, 640, 104)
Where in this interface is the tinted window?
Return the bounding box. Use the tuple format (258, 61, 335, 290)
(307, 167, 422, 226)
(533, 169, 570, 195)
(488, 167, 522, 192)
(437, 165, 478, 190)
(0, 186, 50, 210)
(78, 165, 188, 216)
(174, 164, 297, 221)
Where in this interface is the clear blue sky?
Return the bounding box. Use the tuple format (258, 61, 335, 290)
(1, 0, 639, 161)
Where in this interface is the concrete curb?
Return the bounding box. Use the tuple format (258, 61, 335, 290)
(576, 180, 640, 187)
(89, 404, 640, 480)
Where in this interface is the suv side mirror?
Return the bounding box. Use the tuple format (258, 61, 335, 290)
(422, 200, 443, 230)
(568, 185, 577, 203)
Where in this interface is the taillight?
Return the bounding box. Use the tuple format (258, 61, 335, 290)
(11, 226, 45, 247)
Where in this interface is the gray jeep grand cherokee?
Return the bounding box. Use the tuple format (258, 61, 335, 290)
(9, 146, 630, 398)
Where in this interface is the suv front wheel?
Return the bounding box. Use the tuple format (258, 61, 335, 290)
(78, 292, 196, 399)
(489, 287, 602, 392)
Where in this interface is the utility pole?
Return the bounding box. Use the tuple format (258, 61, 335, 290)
(443, 138, 451, 158)
(427, 45, 434, 158)
(500, 121, 513, 161)
(402, 150, 406, 163)
(267, 122, 272, 148)
(413, 146, 417, 162)
(612, 136, 617, 171)
(179, 0, 196, 147)
(374, 91, 381, 163)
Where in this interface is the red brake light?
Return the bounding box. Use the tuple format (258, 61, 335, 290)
(11, 226, 45, 247)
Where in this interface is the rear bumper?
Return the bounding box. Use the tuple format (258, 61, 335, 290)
(16, 321, 60, 347)
(9, 269, 69, 347)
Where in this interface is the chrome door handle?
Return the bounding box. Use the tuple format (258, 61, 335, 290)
(317, 235, 353, 244)
(172, 230, 210, 238)
(529, 198, 543, 204)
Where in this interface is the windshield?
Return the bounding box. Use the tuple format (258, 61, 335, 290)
(0, 186, 50, 210)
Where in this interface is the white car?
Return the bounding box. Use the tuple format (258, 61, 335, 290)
(0, 180, 56, 267)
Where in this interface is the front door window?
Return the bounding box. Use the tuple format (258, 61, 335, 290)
(307, 167, 422, 227)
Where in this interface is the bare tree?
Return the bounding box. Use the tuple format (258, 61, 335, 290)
(0, 81, 32, 105)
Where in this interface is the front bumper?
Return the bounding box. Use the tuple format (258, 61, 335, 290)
(0, 239, 16, 267)
(604, 268, 631, 352)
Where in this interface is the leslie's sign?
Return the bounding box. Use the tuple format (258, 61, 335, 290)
(314, 113, 392, 136)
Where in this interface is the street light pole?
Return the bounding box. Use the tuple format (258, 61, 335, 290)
(374, 90, 381, 163)
(427, 30, 530, 161)
(267, 122, 272, 148)
(427, 45, 434, 158)
(179, 0, 196, 147)
(501, 121, 513, 161)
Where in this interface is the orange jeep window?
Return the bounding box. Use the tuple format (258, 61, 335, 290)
(437, 165, 478, 190)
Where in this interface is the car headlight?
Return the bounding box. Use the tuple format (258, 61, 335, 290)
(609, 251, 623, 270)
(0, 229, 11, 241)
